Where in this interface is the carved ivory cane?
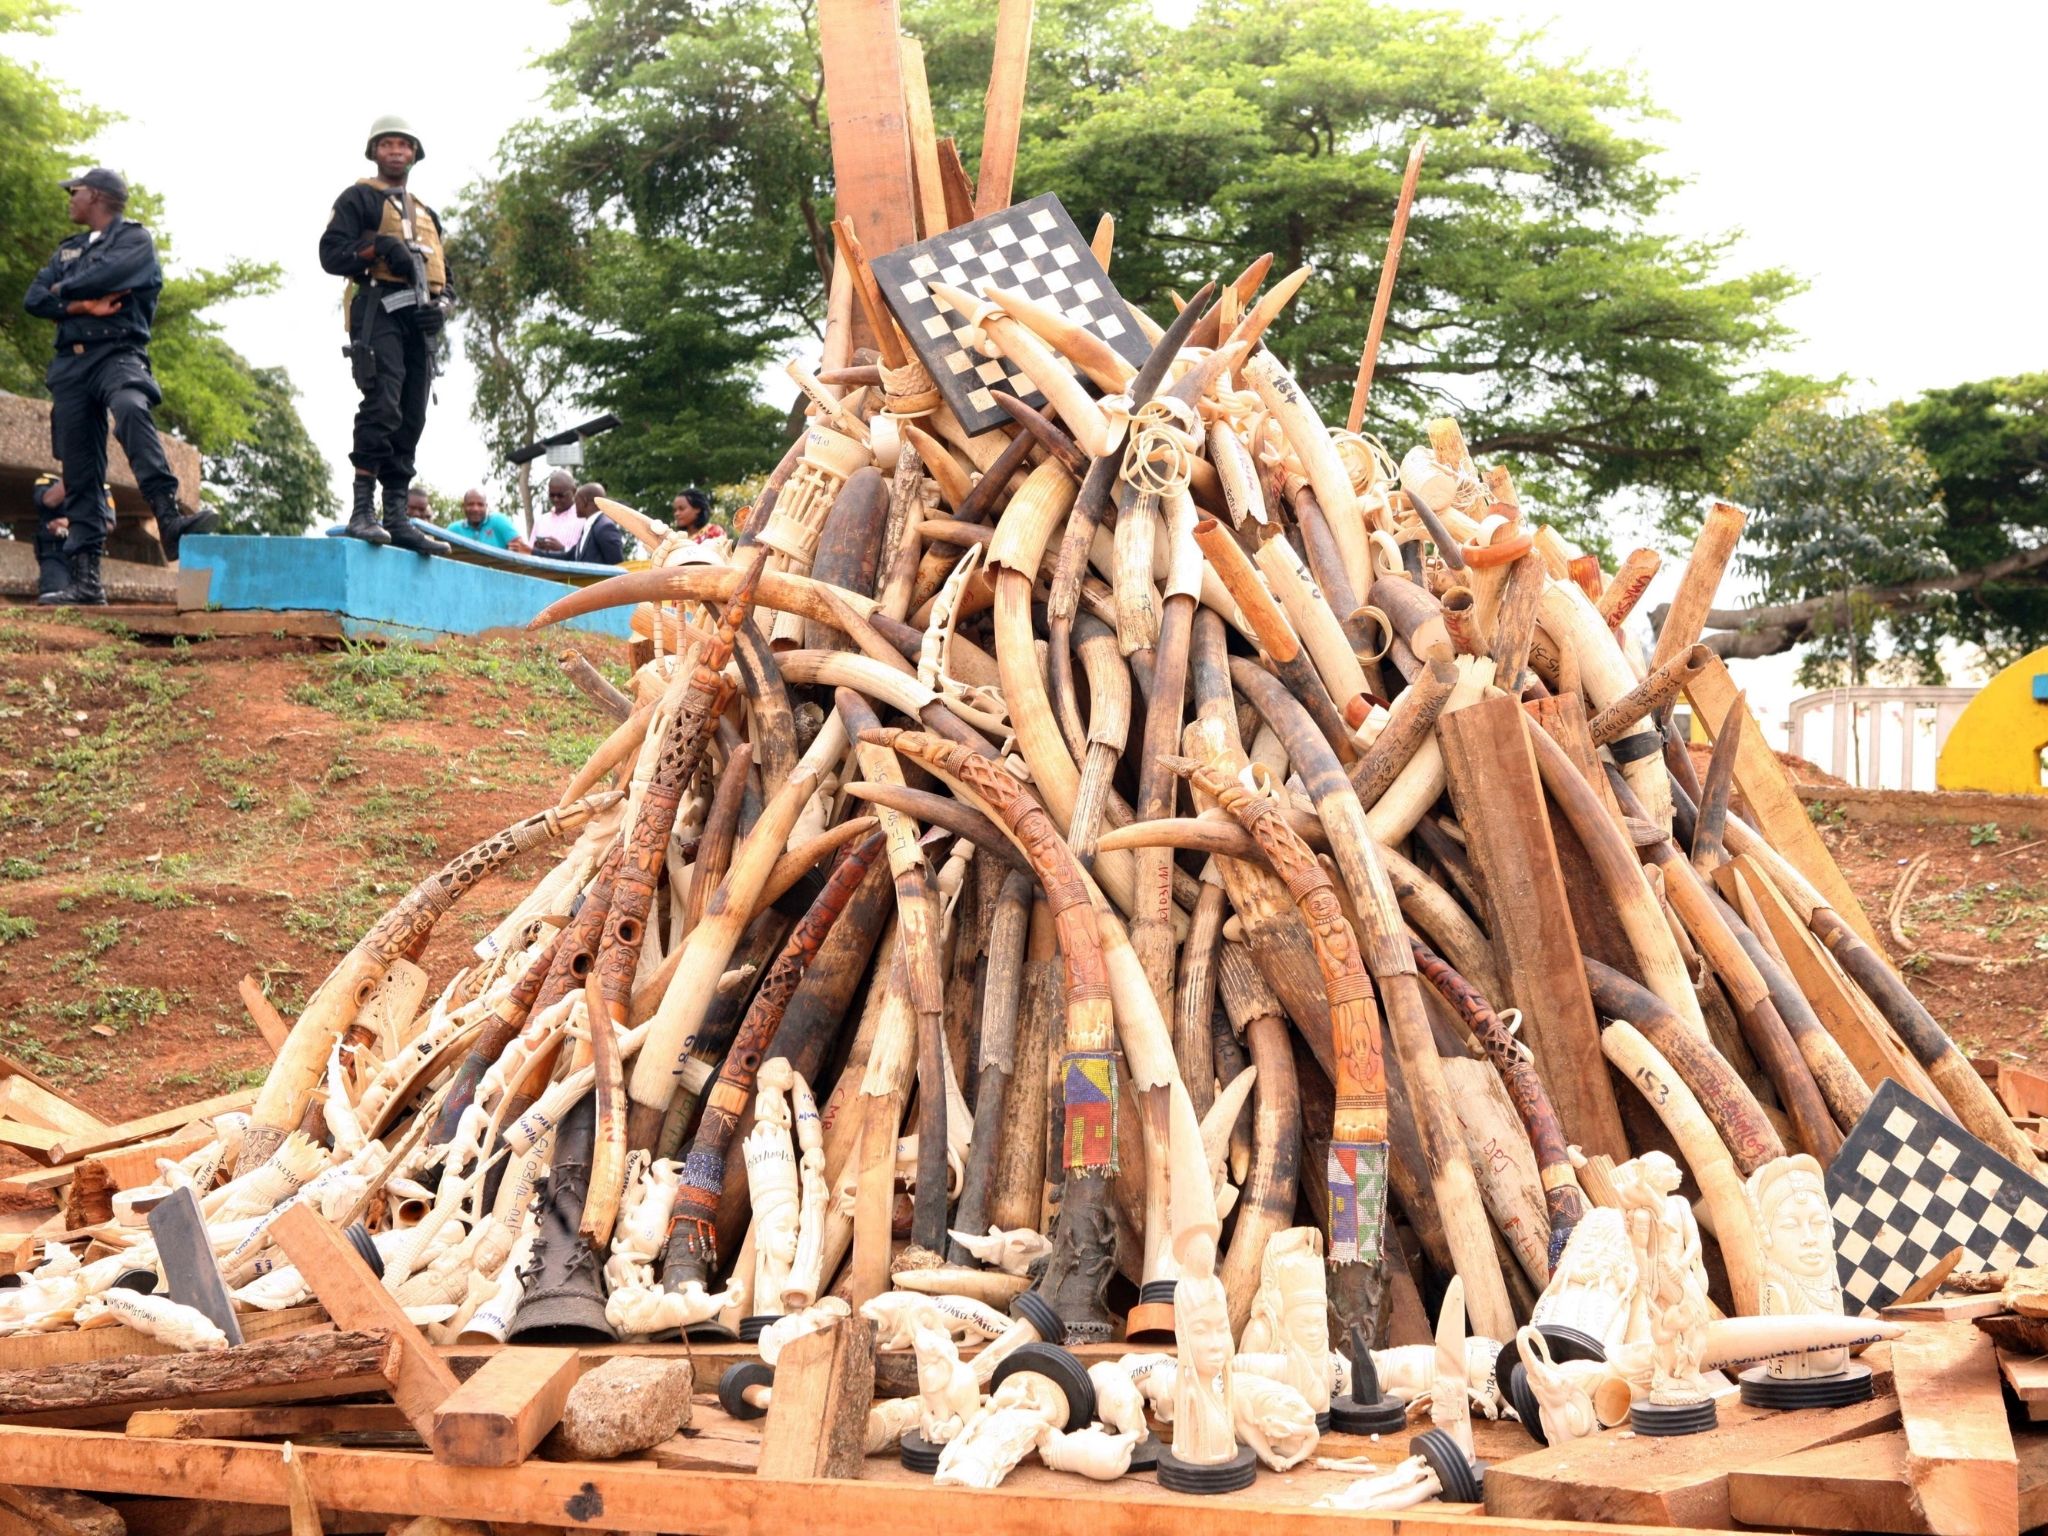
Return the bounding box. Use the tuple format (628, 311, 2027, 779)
(865, 728, 1122, 1341)
(582, 552, 767, 1246)
(242, 792, 619, 1171)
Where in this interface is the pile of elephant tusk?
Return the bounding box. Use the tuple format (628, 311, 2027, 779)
(3, 249, 2029, 1511)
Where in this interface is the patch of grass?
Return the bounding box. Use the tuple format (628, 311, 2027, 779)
(0, 913, 36, 944)
(282, 788, 318, 825)
(289, 640, 455, 722)
(0, 1021, 94, 1083)
(285, 874, 397, 953)
(53, 871, 197, 911)
(213, 1065, 270, 1092)
(0, 858, 40, 880)
(79, 916, 126, 957)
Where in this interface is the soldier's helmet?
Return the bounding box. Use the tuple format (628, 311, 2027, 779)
(364, 115, 425, 163)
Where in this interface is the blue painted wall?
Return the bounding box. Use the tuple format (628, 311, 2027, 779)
(179, 535, 633, 641)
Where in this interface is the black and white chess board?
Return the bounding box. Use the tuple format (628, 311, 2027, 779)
(1827, 1078, 2048, 1314)
(872, 193, 1149, 436)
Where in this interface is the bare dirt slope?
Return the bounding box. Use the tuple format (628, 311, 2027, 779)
(0, 608, 2038, 1134)
(0, 606, 626, 1124)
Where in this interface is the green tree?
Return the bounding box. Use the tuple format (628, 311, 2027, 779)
(469, 0, 1805, 535)
(0, 0, 328, 530)
(1723, 396, 1953, 687)
(1892, 374, 2048, 665)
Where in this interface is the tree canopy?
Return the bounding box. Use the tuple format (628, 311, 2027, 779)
(0, 0, 331, 533)
(462, 0, 1806, 533)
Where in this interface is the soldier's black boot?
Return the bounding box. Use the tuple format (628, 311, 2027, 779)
(381, 484, 449, 556)
(38, 548, 106, 607)
(343, 476, 390, 546)
(153, 495, 218, 564)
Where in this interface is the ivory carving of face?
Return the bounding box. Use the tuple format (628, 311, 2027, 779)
(1754, 1156, 1835, 1285)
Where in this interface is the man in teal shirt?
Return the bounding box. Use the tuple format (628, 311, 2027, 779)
(444, 486, 524, 550)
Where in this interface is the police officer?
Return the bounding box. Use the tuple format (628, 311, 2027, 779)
(22, 168, 210, 605)
(318, 115, 453, 555)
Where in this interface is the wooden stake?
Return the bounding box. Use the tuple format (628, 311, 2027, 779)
(1891, 1319, 2017, 1535)
(899, 36, 949, 239)
(237, 976, 291, 1056)
(1346, 138, 1425, 434)
(756, 1314, 876, 1479)
(975, 0, 1035, 216)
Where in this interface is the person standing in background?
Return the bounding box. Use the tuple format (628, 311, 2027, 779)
(445, 487, 523, 550)
(527, 469, 583, 555)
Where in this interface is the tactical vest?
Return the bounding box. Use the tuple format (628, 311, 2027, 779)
(358, 179, 447, 292)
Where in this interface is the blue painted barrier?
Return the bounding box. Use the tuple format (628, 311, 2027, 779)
(179, 534, 634, 642)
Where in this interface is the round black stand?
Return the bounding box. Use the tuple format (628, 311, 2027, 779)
(1506, 1363, 1548, 1446)
(1128, 1433, 1162, 1472)
(737, 1314, 780, 1345)
(1738, 1362, 1873, 1410)
(899, 1430, 943, 1474)
(1412, 1427, 1483, 1503)
(1154, 1443, 1257, 1494)
(1629, 1398, 1719, 1436)
(112, 1268, 159, 1294)
(1329, 1392, 1409, 1435)
(1494, 1323, 1605, 1399)
(988, 1342, 1096, 1431)
(718, 1360, 775, 1421)
(1314, 1410, 1332, 1432)
(1125, 1279, 1177, 1341)
(1009, 1290, 1065, 1345)
(685, 1320, 740, 1343)
(345, 1221, 385, 1278)
(1137, 1280, 1176, 1307)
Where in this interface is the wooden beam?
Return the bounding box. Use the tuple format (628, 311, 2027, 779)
(1483, 1393, 1900, 1527)
(1999, 1062, 2048, 1120)
(269, 1204, 461, 1435)
(1892, 1319, 2017, 1535)
(1732, 1427, 2048, 1534)
(935, 137, 978, 229)
(427, 1347, 581, 1468)
(0, 1330, 397, 1420)
(0, 1132, 212, 1197)
(756, 1315, 875, 1480)
(818, 0, 917, 278)
(238, 976, 291, 1056)
(974, 0, 1035, 216)
(1685, 655, 1883, 948)
(899, 36, 949, 240)
(0, 1079, 105, 1142)
(0, 1306, 323, 1374)
(1439, 694, 1631, 1162)
(47, 1089, 258, 1164)
(125, 1405, 414, 1441)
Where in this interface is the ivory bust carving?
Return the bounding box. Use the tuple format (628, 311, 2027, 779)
(1171, 1271, 1238, 1465)
(744, 1059, 801, 1314)
(1235, 1226, 1332, 1414)
(1746, 1153, 1850, 1379)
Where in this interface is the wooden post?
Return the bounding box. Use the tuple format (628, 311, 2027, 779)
(899, 36, 949, 239)
(757, 1315, 876, 1480)
(1439, 694, 1631, 1162)
(819, 0, 919, 355)
(269, 1204, 461, 1437)
(1892, 1320, 2017, 1535)
(975, 0, 1035, 216)
(427, 1348, 581, 1468)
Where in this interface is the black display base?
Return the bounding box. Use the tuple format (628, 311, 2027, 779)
(685, 1320, 740, 1343)
(1494, 1323, 1606, 1401)
(1009, 1290, 1064, 1345)
(737, 1314, 781, 1344)
(1328, 1394, 1409, 1436)
(1629, 1398, 1719, 1436)
(1315, 1410, 1332, 1432)
(899, 1430, 943, 1474)
(1128, 1433, 1162, 1472)
(1138, 1279, 1177, 1306)
(1738, 1362, 1874, 1410)
(1506, 1363, 1548, 1447)
(988, 1341, 1097, 1432)
(718, 1359, 775, 1421)
(345, 1221, 384, 1278)
(1411, 1427, 1484, 1503)
(1154, 1443, 1258, 1495)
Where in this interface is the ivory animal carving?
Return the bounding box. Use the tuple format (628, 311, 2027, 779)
(914, 1321, 983, 1444)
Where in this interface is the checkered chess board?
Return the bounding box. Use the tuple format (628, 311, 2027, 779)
(871, 193, 1150, 436)
(1827, 1078, 2048, 1313)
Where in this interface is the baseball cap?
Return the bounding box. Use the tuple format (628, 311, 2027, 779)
(60, 168, 127, 201)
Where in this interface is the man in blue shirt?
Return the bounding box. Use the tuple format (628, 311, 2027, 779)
(23, 168, 212, 604)
(444, 487, 523, 550)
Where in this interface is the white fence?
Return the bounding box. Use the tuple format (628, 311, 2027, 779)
(1783, 688, 1980, 791)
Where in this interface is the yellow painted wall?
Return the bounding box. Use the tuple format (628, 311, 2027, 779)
(1937, 644, 2048, 795)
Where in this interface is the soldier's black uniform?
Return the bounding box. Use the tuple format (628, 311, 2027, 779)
(319, 178, 454, 551)
(22, 202, 190, 600)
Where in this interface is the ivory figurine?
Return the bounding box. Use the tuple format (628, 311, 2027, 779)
(865, 1395, 924, 1455)
(1234, 1226, 1332, 1415)
(1368, 1340, 1506, 1418)
(744, 1058, 802, 1315)
(782, 1067, 830, 1310)
(602, 1152, 682, 1296)
(1232, 1373, 1319, 1470)
(1037, 1424, 1139, 1480)
(75, 1291, 228, 1352)
(759, 1297, 851, 1367)
(860, 1291, 1012, 1351)
(1512, 1325, 1628, 1442)
(1122, 1351, 1178, 1422)
(913, 1320, 983, 1445)
(1088, 1359, 1151, 1439)
(1530, 1206, 1639, 1355)
(1171, 1270, 1238, 1464)
(1431, 1275, 1473, 1458)
(933, 1370, 1066, 1488)
(1622, 1151, 1712, 1407)
(1314, 1455, 1441, 1512)
(946, 1226, 1053, 1277)
(1746, 1154, 1849, 1379)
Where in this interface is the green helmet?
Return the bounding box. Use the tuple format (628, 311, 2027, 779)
(364, 115, 424, 163)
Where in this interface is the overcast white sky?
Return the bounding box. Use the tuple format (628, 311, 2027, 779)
(17, 0, 2046, 764)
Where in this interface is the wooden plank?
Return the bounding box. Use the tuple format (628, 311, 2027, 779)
(268, 1204, 460, 1435)
(818, 0, 918, 274)
(0, 1422, 1730, 1536)
(935, 137, 979, 229)
(1998, 1349, 2048, 1403)
(898, 36, 949, 239)
(1686, 655, 1883, 948)
(1729, 1430, 1930, 1534)
(238, 976, 291, 1056)
(757, 1315, 875, 1480)
(0, 1121, 63, 1167)
(147, 1186, 242, 1346)
(0, 1307, 323, 1374)
(0, 1133, 212, 1197)
(1880, 1293, 2010, 1324)
(1999, 1063, 2048, 1120)
(125, 1404, 413, 1440)
(427, 1346, 580, 1468)
(1891, 1319, 2016, 1536)
(0, 1485, 120, 1536)
(1483, 1392, 1900, 1527)
(48, 1089, 258, 1164)
(0, 1330, 397, 1421)
(974, 0, 1035, 216)
(1439, 694, 1631, 1162)
(0, 1080, 105, 1142)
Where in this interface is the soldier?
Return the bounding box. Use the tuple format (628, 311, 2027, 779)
(22, 167, 212, 605)
(318, 115, 453, 555)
